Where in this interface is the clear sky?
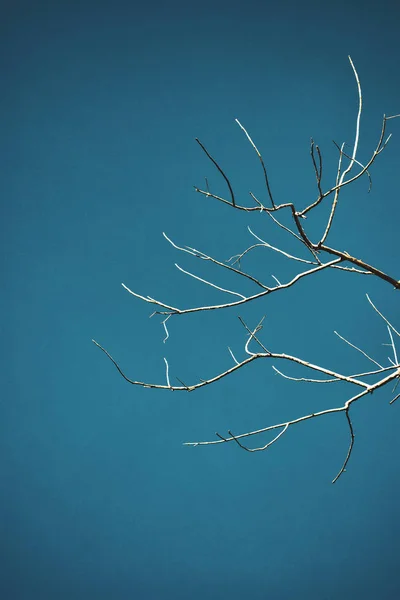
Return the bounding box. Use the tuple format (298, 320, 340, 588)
(2, 1, 400, 598)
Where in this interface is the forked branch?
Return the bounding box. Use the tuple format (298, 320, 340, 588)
(94, 57, 399, 483)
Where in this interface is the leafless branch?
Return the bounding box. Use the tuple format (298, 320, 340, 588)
(235, 118, 275, 208)
(95, 57, 400, 483)
(310, 138, 323, 198)
(121, 257, 343, 318)
(334, 330, 383, 368)
(366, 294, 400, 337)
(332, 410, 355, 483)
(195, 138, 236, 207)
(247, 226, 317, 264)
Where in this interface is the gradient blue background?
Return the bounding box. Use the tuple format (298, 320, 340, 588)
(2, 1, 400, 598)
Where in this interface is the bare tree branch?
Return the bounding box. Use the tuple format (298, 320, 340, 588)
(95, 57, 399, 483)
(235, 118, 275, 208)
(334, 330, 383, 369)
(195, 138, 236, 207)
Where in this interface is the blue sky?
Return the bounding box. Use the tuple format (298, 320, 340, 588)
(2, 1, 400, 598)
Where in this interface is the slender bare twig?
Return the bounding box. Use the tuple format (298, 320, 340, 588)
(164, 357, 171, 388)
(195, 138, 236, 207)
(310, 138, 323, 198)
(390, 393, 400, 405)
(162, 315, 171, 343)
(273, 364, 397, 383)
(300, 112, 391, 219)
(121, 258, 343, 317)
(93, 335, 377, 393)
(387, 326, 398, 365)
(174, 263, 246, 299)
(163, 232, 270, 290)
(228, 346, 240, 365)
(238, 315, 270, 355)
(247, 226, 317, 264)
(366, 294, 400, 336)
(320, 56, 362, 244)
(271, 274, 281, 286)
(220, 423, 289, 452)
(332, 410, 354, 483)
(235, 118, 275, 208)
(332, 140, 373, 192)
(272, 366, 340, 384)
(334, 330, 383, 368)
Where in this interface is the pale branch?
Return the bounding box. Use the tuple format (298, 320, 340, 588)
(273, 364, 397, 384)
(95, 57, 399, 483)
(164, 357, 171, 388)
(263, 210, 383, 276)
(387, 326, 398, 365)
(299, 110, 391, 218)
(264, 210, 323, 264)
(228, 346, 240, 365)
(366, 294, 400, 337)
(195, 109, 396, 226)
(332, 140, 372, 192)
(227, 243, 270, 269)
(330, 265, 372, 275)
(93, 338, 260, 391)
(185, 368, 400, 483)
(270, 274, 281, 285)
(235, 118, 275, 208)
(195, 158, 400, 289)
(334, 330, 383, 369)
(390, 393, 400, 405)
(93, 332, 387, 393)
(121, 284, 179, 313)
(161, 315, 171, 343)
(247, 226, 317, 264)
(314, 247, 400, 289)
(121, 257, 343, 318)
(186, 372, 399, 448)
(174, 263, 246, 299)
(272, 366, 341, 384)
(163, 232, 270, 290)
(249, 192, 266, 211)
(238, 315, 270, 355)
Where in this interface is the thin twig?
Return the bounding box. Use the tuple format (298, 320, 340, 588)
(163, 232, 270, 290)
(320, 56, 363, 243)
(366, 295, 400, 337)
(387, 326, 398, 365)
(228, 347, 240, 365)
(223, 424, 289, 452)
(174, 263, 246, 299)
(195, 138, 236, 207)
(164, 357, 171, 388)
(248, 226, 317, 264)
(235, 118, 275, 208)
(122, 258, 343, 318)
(332, 409, 354, 483)
(334, 330, 383, 368)
(272, 365, 340, 383)
(310, 138, 323, 198)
